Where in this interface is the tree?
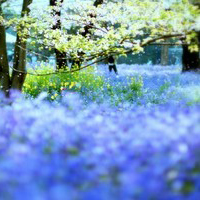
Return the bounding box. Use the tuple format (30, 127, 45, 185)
(182, 0, 200, 72)
(0, 0, 32, 96)
(50, 0, 68, 70)
(0, 1, 10, 96)
(161, 44, 169, 66)
(42, 0, 198, 70)
(71, 0, 105, 69)
(11, 0, 33, 90)
(49, 0, 104, 70)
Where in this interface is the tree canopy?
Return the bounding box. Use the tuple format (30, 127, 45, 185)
(2, 0, 200, 65)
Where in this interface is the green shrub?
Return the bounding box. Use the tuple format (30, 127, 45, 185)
(23, 66, 105, 100)
(23, 66, 145, 104)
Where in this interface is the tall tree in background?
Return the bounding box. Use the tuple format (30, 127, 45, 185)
(182, 0, 200, 72)
(81, 0, 104, 37)
(50, 0, 67, 70)
(93, 0, 103, 7)
(71, 0, 104, 69)
(182, 34, 200, 72)
(161, 44, 169, 66)
(0, 0, 32, 96)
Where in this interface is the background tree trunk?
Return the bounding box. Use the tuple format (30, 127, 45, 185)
(11, 0, 33, 91)
(94, 0, 103, 7)
(161, 45, 169, 66)
(0, 4, 10, 96)
(50, 0, 67, 70)
(182, 1, 200, 72)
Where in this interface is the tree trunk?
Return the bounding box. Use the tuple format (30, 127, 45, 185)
(83, 0, 104, 34)
(94, 0, 103, 7)
(11, 0, 33, 91)
(182, 40, 199, 72)
(161, 45, 169, 66)
(182, 1, 200, 72)
(50, 0, 67, 70)
(0, 5, 10, 96)
(11, 35, 27, 90)
(182, 32, 200, 72)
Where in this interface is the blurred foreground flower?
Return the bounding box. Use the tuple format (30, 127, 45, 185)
(0, 94, 199, 199)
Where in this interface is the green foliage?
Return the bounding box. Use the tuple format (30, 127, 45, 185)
(158, 81, 171, 94)
(23, 66, 105, 100)
(23, 66, 145, 104)
(111, 76, 143, 103)
(180, 181, 194, 194)
(185, 86, 200, 105)
(130, 76, 143, 95)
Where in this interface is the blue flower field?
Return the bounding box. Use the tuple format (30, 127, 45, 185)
(0, 64, 200, 200)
